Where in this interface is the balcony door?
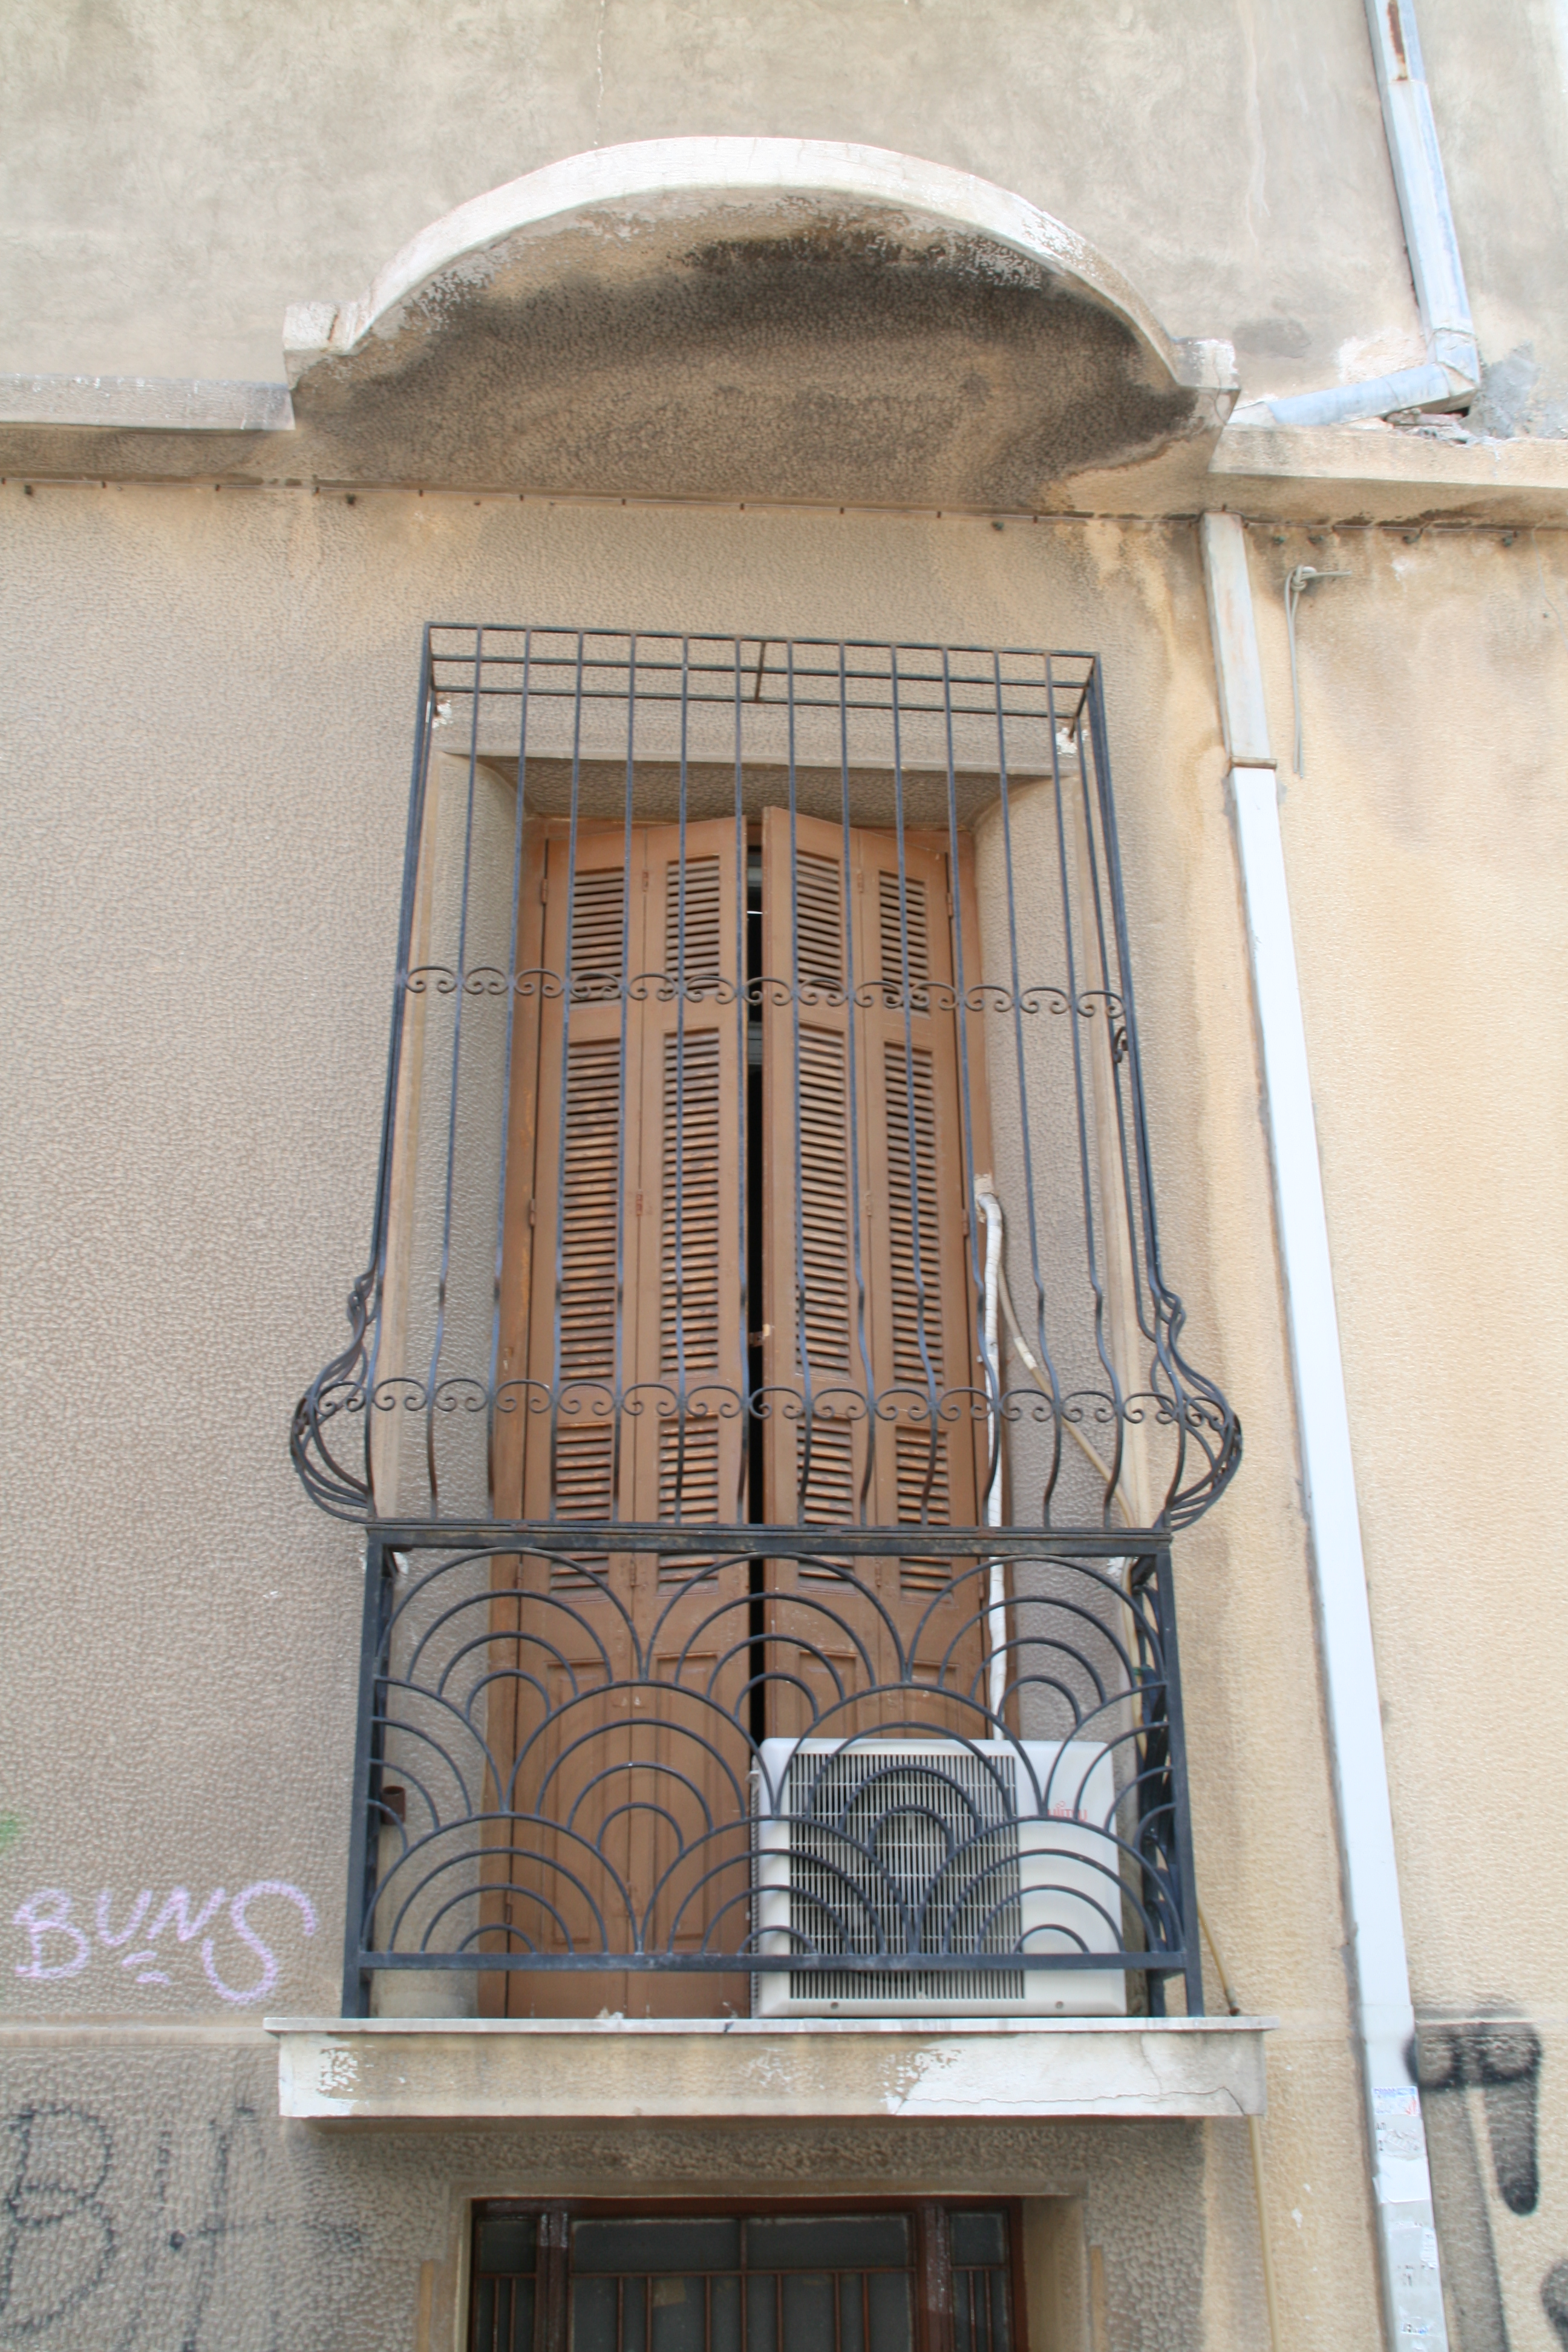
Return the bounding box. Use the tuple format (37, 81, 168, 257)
(485, 805, 993, 2017)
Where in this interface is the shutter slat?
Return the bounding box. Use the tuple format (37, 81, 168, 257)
(569, 866, 627, 998)
(665, 854, 723, 992)
(794, 851, 844, 991)
(879, 868, 931, 1004)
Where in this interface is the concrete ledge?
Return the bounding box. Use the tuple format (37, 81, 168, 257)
(0, 371, 293, 431)
(1209, 417, 1568, 523)
(266, 2014, 1272, 2124)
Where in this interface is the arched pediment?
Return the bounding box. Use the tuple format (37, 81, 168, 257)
(283, 138, 1236, 505)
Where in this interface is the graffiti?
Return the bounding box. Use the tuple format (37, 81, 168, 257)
(1420, 2020, 1541, 2216)
(0, 2106, 114, 2338)
(0, 2095, 364, 2348)
(1546, 2261, 1568, 2350)
(1417, 2016, 1568, 2352)
(11, 1884, 316, 2007)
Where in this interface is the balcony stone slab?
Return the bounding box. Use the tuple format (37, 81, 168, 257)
(267, 2014, 1272, 2125)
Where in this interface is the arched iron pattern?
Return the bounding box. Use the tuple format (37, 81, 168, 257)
(342, 1530, 1201, 2017)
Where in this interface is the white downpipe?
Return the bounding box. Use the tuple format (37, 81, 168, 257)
(975, 1181, 1008, 1723)
(1200, 512, 1446, 2351)
(1258, 359, 1462, 432)
(1252, 0, 1477, 426)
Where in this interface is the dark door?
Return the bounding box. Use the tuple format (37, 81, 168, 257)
(469, 2203, 1022, 2352)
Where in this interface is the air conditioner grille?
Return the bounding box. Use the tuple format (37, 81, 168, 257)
(785, 1746, 1026, 2002)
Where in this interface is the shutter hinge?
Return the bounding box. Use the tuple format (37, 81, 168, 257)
(635, 1191, 644, 1217)
(528, 1197, 537, 1227)
(539, 874, 549, 904)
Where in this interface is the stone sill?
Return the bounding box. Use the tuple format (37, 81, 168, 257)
(266, 2014, 1272, 2124)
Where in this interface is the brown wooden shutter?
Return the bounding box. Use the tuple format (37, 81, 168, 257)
(627, 831, 748, 1538)
(760, 810, 994, 1735)
(488, 817, 748, 2016)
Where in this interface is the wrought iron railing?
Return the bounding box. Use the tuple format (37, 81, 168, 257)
(296, 627, 1234, 2018)
(342, 1528, 1200, 2017)
(293, 630, 1239, 1540)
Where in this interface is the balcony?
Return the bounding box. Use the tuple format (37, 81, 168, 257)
(292, 631, 1242, 2064)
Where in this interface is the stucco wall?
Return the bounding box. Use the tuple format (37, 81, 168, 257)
(1242, 513, 1568, 2350)
(3, 485, 1565, 2341)
(1421, 0, 1568, 437)
(0, 2034, 1246, 2352)
(0, 0, 1419, 407)
(0, 484, 1385, 2345)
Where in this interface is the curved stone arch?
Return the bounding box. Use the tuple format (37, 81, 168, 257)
(290, 137, 1212, 382)
(283, 136, 1235, 505)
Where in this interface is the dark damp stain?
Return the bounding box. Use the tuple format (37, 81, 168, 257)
(296, 221, 1198, 504)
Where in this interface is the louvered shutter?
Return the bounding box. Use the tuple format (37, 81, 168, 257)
(624, 823, 750, 2016)
(488, 818, 748, 2016)
(627, 829, 748, 1537)
(760, 811, 993, 1733)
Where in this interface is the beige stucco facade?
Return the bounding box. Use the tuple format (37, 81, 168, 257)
(2, 7, 1567, 2350)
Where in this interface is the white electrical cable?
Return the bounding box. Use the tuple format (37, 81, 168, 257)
(987, 1234, 1132, 1591)
(975, 1179, 1008, 1723)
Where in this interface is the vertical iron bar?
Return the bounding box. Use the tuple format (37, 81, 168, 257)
(1068, 705, 1165, 1524)
(887, 648, 942, 1519)
(340, 1535, 393, 2016)
(362, 627, 439, 1464)
(734, 640, 751, 1523)
(837, 642, 874, 1521)
(1082, 661, 1194, 1509)
(1045, 663, 1125, 1520)
(1072, 708, 1154, 1348)
(785, 641, 814, 1521)
(610, 637, 638, 1526)
(988, 651, 1065, 1518)
(941, 650, 984, 1383)
(425, 627, 486, 1511)
(547, 636, 589, 1523)
(488, 630, 534, 1503)
(670, 639, 691, 1519)
(1151, 1546, 1203, 2015)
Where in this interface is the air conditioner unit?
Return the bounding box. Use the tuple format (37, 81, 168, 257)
(751, 1737, 1128, 2019)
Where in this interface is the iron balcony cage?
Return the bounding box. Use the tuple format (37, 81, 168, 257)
(293, 628, 1238, 2017)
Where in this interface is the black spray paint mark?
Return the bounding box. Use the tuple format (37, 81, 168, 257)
(0, 2105, 114, 2337)
(0, 2096, 365, 2349)
(1544, 2260, 1568, 2350)
(1421, 2020, 1542, 2215)
(1416, 2031, 1509, 2352)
